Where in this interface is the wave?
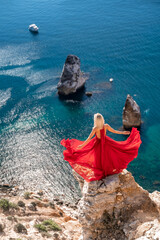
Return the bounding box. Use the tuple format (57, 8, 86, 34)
(0, 88, 12, 108)
(0, 43, 40, 68)
(0, 66, 59, 87)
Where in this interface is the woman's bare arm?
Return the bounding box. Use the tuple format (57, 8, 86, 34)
(77, 127, 96, 149)
(105, 124, 130, 135)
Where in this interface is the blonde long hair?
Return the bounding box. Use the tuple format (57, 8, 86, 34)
(94, 113, 105, 129)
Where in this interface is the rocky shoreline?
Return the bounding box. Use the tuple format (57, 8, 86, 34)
(0, 170, 160, 240)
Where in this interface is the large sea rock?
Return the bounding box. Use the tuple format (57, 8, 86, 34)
(57, 55, 87, 95)
(123, 94, 141, 129)
(73, 170, 160, 240)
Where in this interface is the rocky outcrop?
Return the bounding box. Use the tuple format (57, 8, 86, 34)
(123, 94, 141, 129)
(57, 55, 87, 95)
(74, 170, 160, 240)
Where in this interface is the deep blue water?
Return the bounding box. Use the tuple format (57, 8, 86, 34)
(0, 0, 160, 201)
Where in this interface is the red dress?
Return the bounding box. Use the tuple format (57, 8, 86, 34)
(60, 127, 142, 182)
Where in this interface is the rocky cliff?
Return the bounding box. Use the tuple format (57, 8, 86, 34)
(74, 170, 160, 240)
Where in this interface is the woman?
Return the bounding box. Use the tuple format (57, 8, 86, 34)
(61, 113, 142, 182)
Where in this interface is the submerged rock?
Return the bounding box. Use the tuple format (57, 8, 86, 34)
(123, 94, 141, 129)
(73, 170, 160, 240)
(94, 81, 112, 89)
(57, 55, 87, 95)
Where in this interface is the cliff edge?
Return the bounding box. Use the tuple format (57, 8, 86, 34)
(74, 170, 160, 240)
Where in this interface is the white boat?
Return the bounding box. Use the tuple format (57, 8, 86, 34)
(29, 24, 39, 33)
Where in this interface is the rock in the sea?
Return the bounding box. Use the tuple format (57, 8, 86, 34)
(123, 94, 141, 129)
(57, 55, 87, 95)
(73, 170, 160, 240)
(85, 92, 92, 97)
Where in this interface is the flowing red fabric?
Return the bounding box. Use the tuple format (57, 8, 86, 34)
(60, 127, 142, 182)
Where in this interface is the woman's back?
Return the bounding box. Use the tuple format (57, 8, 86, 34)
(95, 125, 107, 139)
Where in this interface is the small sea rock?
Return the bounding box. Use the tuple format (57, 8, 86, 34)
(85, 91, 93, 97)
(139, 175, 146, 180)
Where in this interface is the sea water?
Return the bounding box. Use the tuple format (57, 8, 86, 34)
(0, 0, 160, 201)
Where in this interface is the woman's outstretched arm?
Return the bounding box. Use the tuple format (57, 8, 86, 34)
(77, 127, 96, 149)
(105, 124, 130, 135)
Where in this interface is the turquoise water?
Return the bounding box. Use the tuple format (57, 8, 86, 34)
(0, 0, 160, 200)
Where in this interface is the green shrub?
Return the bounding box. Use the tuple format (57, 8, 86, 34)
(34, 223, 47, 232)
(34, 219, 62, 232)
(23, 192, 30, 199)
(7, 216, 17, 222)
(0, 199, 10, 211)
(43, 219, 62, 231)
(7, 216, 13, 221)
(9, 202, 19, 209)
(0, 199, 19, 211)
